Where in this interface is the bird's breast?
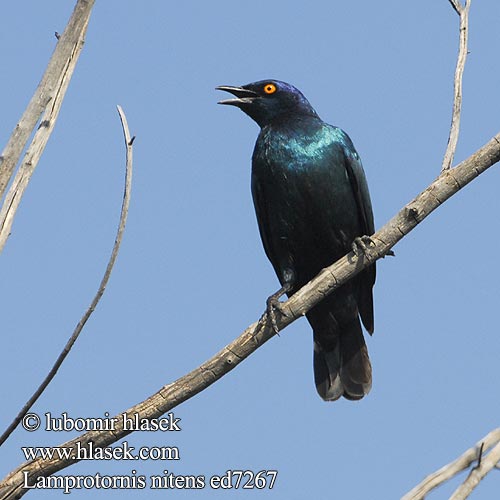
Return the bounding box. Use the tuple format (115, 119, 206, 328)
(261, 127, 331, 170)
(253, 124, 349, 187)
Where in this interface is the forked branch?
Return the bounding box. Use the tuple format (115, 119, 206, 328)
(402, 428, 500, 500)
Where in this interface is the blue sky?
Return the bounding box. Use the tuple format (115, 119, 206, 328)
(1, 1, 499, 498)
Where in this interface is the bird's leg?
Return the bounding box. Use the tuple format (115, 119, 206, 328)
(266, 268, 295, 333)
(266, 284, 292, 333)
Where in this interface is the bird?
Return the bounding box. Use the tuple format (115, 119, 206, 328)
(217, 80, 376, 401)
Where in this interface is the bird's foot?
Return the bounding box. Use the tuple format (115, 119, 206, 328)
(352, 235, 395, 258)
(266, 280, 293, 334)
(351, 235, 374, 258)
(266, 295, 287, 334)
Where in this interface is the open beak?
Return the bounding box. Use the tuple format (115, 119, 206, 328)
(216, 85, 259, 106)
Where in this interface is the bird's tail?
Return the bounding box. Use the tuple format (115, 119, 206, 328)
(309, 306, 372, 401)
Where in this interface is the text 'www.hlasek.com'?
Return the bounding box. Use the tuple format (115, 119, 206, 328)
(20, 411, 278, 494)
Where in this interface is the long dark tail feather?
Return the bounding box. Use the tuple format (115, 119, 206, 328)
(313, 341, 344, 401)
(309, 305, 372, 401)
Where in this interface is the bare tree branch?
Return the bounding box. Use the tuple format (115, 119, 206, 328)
(448, 0, 464, 16)
(0, 0, 95, 252)
(450, 439, 500, 500)
(0, 106, 133, 448)
(1, 131, 499, 499)
(402, 428, 500, 500)
(442, 0, 471, 171)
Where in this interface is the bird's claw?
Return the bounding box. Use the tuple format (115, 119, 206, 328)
(266, 296, 286, 334)
(264, 271, 294, 334)
(352, 235, 374, 258)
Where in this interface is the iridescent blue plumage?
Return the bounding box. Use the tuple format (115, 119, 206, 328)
(218, 80, 376, 401)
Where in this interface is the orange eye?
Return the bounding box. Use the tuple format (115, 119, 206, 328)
(263, 83, 277, 95)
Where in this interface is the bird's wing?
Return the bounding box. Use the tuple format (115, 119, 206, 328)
(340, 132, 376, 333)
(251, 174, 281, 279)
(341, 139, 375, 238)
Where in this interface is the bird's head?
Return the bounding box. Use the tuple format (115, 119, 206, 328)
(217, 80, 318, 127)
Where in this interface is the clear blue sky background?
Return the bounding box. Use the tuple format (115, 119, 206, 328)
(1, 1, 499, 499)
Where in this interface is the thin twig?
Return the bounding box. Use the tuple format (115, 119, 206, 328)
(450, 440, 500, 500)
(402, 429, 500, 500)
(1, 130, 499, 500)
(472, 442, 485, 470)
(442, 0, 471, 171)
(0, 107, 133, 448)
